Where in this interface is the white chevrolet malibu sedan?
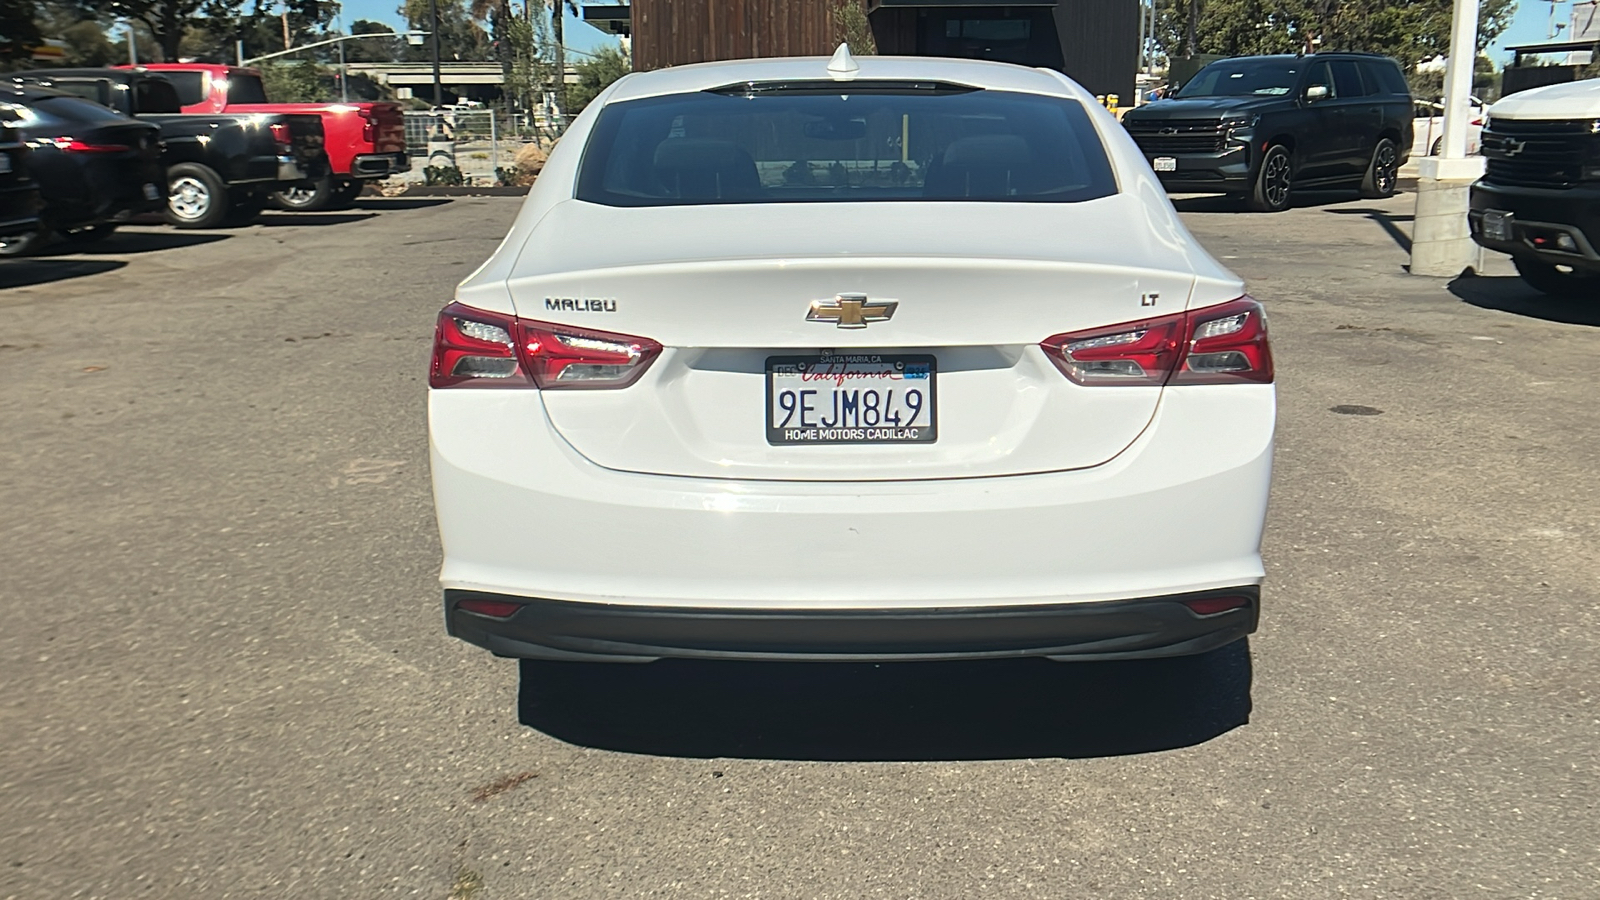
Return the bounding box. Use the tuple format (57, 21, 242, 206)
(429, 49, 1275, 663)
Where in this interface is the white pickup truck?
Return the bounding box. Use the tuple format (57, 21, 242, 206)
(1469, 79, 1600, 298)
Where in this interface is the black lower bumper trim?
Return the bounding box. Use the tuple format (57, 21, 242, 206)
(444, 587, 1260, 662)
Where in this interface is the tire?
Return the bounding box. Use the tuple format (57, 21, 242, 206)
(1513, 256, 1599, 299)
(1430, 136, 1443, 157)
(1360, 137, 1401, 199)
(165, 163, 230, 229)
(0, 229, 45, 257)
(1248, 145, 1293, 212)
(58, 223, 117, 244)
(224, 192, 265, 227)
(325, 179, 365, 211)
(270, 174, 334, 212)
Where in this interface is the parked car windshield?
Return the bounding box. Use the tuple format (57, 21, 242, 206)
(1177, 59, 1304, 97)
(575, 86, 1118, 206)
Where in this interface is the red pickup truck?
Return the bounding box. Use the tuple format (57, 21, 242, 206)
(121, 63, 408, 211)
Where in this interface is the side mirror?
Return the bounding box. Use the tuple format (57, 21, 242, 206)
(1306, 85, 1329, 102)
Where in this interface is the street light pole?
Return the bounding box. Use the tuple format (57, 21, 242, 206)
(1409, 0, 1487, 276)
(431, 0, 443, 108)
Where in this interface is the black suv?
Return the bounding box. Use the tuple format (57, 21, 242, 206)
(1122, 53, 1415, 211)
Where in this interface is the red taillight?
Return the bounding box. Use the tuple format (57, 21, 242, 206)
(52, 137, 130, 153)
(1470, 117, 1483, 126)
(359, 107, 375, 144)
(458, 597, 524, 618)
(1041, 297, 1272, 387)
(429, 302, 662, 390)
(1182, 594, 1252, 616)
(269, 122, 292, 152)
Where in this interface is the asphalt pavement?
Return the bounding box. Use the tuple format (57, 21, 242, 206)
(2, 193, 1596, 899)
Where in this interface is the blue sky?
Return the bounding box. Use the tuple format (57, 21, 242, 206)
(336, 0, 621, 56)
(336, 0, 1572, 66)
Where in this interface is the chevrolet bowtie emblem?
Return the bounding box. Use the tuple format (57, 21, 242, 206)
(807, 294, 897, 328)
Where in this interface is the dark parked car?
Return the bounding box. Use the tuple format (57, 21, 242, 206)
(1469, 78, 1600, 298)
(12, 68, 328, 229)
(0, 84, 163, 256)
(1122, 53, 1414, 211)
(0, 121, 42, 254)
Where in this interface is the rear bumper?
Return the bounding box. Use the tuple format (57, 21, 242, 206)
(1469, 181, 1600, 274)
(445, 587, 1259, 662)
(431, 384, 1274, 642)
(350, 152, 409, 179)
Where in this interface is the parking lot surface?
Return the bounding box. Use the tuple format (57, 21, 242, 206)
(2, 195, 1597, 899)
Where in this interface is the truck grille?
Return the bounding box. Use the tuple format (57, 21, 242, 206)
(1123, 119, 1229, 155)
(1481, 119, 1593, 189)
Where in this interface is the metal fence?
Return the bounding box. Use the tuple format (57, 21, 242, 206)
(403, 108, 566, 185)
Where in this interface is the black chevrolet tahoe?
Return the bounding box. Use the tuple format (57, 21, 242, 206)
(1469, 79, 1600, 298)
(1122, 53, 1414, 211)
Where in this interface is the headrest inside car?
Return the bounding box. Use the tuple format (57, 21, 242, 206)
(940, 135, 1032, 168)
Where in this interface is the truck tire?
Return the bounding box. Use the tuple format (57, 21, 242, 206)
(165, 163, 230, 229)
(59, 223, 118, 244)
(0, 229, 45, 257)
(1359, 138, 1400, 199)
(271, 174, 334, 212)
(1248, 145, 1293, 212)
(327, 179, 366, 210)
(1514, 256, 1598, 299)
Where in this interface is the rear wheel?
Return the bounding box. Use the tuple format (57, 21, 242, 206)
(1514, 256, 1599, 299)
(58, 223, 117, 244)
(271, 174, 334, 211)
(327, 179, 366, 210)
(165, 163, 230, 229)
(1360, 138, 1400, 199)
(0, 229, 45, 257)
(1248, 145, 1293, 212)
(1430, 136, 1444, 157)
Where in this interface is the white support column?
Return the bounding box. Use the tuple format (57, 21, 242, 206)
(1410, 0, 1488, 276)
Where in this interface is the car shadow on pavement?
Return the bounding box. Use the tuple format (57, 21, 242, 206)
(1324, 207, 1413, 253)
(516, 641, 1253, 761)
(1450, 273, 1600, 327)
(353, 198, 454, 210)
(0, 258, 126, 289)
(258, 213, 379, 227)
(35, 231, 229, 256)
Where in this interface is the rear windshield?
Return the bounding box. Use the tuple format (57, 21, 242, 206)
(1178, 60, 1303, 97)
(32, 95, 134, 126)
(162, 70, 207, 106)
(575, 86, 1118, 206)
(227, 73, 269, 104)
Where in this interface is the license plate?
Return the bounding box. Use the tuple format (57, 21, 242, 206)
(1152, 156, 1177, 172)
(143, 183, 161, 201)
(766, 353, 936, 445)
(1482, 209, 1514, 242)
(0, 155, 10, 175)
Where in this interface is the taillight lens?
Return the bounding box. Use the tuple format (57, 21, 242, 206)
(50, 137, 130, 153)
(1042, 297, 1272, 387)
(429, 302, 661, 390)
(269, 122, 292, 152)
(359, 107, 375, 143)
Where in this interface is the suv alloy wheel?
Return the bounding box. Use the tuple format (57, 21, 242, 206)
(1360, 138, 1400, 199)
(1249, 146, 1293, 212)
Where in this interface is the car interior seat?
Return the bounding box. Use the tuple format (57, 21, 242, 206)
(652, 139, 762, 201)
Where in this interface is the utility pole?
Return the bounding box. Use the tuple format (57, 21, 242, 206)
(552, 0, 565, 118)
(431, 0, 444, 107)
(127, 25, 137, 65)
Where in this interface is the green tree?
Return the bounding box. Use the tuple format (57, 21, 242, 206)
(565, 42, 627, 114)
(401, 0, 489, 62)
(500, 6, 552, 111)
(1, 0, 44, 63)
(833, 0, 876, 54)
(344, 18, 402, 62)
(259, 58, 325, 100)
(1154, 0, 1516, 69)
(94, 0, 244, 62)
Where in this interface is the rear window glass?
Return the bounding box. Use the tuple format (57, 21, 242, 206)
(575, 86, 1118, 206)
(1364, 60, 1411, 96)
(33, 95, 133, 126)
(162, 70, 207, 106)
(49, 80, 111, 107)
(228, 73, 269, 104)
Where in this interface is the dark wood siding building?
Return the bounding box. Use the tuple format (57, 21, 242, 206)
(600, 0, 1137, 101)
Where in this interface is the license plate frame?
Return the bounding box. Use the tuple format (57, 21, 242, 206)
(1482, 209, 1514, 242)
(765, 353, 937, 446)
(1152, 156, 1178, 173)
